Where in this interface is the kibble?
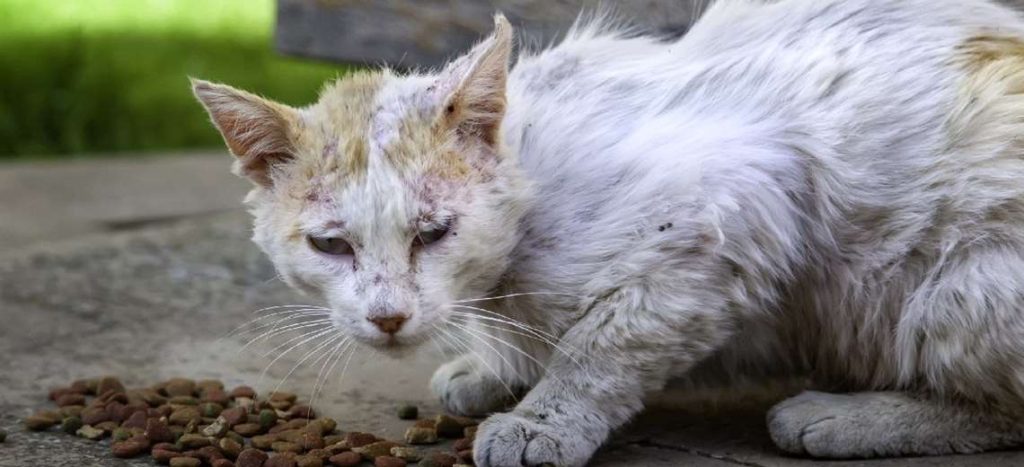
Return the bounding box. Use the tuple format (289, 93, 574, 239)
(390, 446, 422, 462)
(396, 404, 418, 420)
(375, 456, 407, 467)
(25, 375, 485, 467)
(404, 426, 439, 445)
(169, 457, 202, 467)
(236, 448, 268, 467)
(328, 451, 362, 467)
(60, 416, 83, 435)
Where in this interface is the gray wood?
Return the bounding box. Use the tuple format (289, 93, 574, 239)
(275, 0, 704, 68)
(276, 0, 1024, 68)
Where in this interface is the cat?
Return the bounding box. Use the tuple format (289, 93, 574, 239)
(193, 0, 1024, 465)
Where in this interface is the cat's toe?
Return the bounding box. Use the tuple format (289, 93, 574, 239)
(474, 412, 591, 467)
(767, 391, 883, 459)
(431, 356, 516, 416)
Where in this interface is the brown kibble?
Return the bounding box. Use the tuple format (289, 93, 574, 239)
(328, 451, 361, 467)
(165, 378, 197, 397)
(404, 426, 438, 445)
(353, 441, 400, 460)
(60, 405, 85, 418)
(81, 407, 108, 426)
(121, 410, 148, 430)
(24, 414, 58, 431)
(202, 388, 230, 405)
(343, 431, 379, 448)
(270, 418, 308, 434)
(146, 417, 175, 443)
(220, 407, 248, 427)
(235, 448, 268, 467)
(323, 435, 345, 446)
(435, 415, 475, 439)
(258, 409, 279, 430)
(272, 441, 303, 453)
(97, 376, 127, 396)
(49, 387, 74, 401)
(169, 396, 200, 406)
(170, 407, 201, 426)
(219, 437, 243, 459)
(420, 452, 457, 467)
(112, 439, 150, 458)
(197, 379, 224, 393)
(289, 404, 315, 419)
(212, 459, 235, 467)
(266, 454, 299, 467)
(413, 419, 436, 429)
(389, 447, 422, 462)
(456, 449, 473, 464)
(270, 391, 297, 403)
(73, 378, 99, 395)
(196, 445, 227, 462)
(463, 426, 477, 439)
(153, 447, 180, 463)
(296, 454, 324, 467)
(251, 434, 278, 449)
(374, 456, 407, 467)
(452, 438, 473, 452)
(105, 401, 127, 423)
(56, 393, 87, 407)
(269, 399, 293, 411)
(229, 386, 256, 399)
(233, 422, 262, 437)
(178, 433, 212, 449)
(169, 458, 202, 467)
(301, 431, 325, 450)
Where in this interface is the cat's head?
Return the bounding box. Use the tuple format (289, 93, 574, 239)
(192, 16, 530, 354)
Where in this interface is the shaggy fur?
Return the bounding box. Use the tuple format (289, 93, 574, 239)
(194, 0, 1024, 464)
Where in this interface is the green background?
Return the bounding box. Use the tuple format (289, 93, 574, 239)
(0, 0, 349, 159)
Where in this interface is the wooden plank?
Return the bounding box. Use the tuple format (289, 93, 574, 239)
(276, 0, 1024, 68)
(275, 0, 703, 68)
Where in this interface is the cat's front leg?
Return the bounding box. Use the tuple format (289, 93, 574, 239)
(473, 285, 735, 467)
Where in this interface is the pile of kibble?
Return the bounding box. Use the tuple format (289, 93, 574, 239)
(18, 376, 479, 467)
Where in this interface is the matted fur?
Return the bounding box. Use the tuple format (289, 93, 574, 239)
(194, 1, 1024, 464)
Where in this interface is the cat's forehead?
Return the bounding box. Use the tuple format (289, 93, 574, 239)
(299, 71, 467, 179)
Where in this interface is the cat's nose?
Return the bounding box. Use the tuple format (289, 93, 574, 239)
(368, 315, 407, 335)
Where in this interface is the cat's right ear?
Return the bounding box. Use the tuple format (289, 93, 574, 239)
(191, 78, 298, 188)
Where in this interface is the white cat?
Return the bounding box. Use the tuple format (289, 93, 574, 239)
(193, 0, 1024, 464)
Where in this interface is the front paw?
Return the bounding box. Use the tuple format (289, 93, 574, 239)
(431, 355, 518, 416)
(474, 412, 596, 467)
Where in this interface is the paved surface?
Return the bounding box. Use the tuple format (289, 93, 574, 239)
(1, 153, 1023, 466)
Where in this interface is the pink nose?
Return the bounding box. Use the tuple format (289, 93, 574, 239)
(368, 315, 407, 335)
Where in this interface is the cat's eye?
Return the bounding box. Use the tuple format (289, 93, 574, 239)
(308, 236, 354, 255)
(414, 223, 451, 247)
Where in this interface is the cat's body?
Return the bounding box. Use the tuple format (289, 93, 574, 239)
(194, 0, 1024, 464)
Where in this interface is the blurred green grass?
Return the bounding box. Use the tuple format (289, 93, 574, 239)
(0, 0, 349, 158)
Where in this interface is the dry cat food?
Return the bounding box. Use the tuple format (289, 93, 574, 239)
(25, 376, 479, 467)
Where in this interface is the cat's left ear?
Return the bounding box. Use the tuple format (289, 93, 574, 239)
(435, 14, 514, 148)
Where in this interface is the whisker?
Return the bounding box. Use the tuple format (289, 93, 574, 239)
(454, 291, 579, 303)
(271, 334, 343, 396)
(446, 318, 558, 382)
(256, 327, 336, 386)
(449, 308, 586, 369)
(432, 324, 519, 402)
(438, 322, 526, 396)
(224, 309, 330, 340)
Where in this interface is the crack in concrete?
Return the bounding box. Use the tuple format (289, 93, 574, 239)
(628, 439, 768, 467)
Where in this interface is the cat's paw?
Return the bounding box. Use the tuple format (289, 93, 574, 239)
(473, 412, 595, 467)
(431, 355, 517, 416)
(767, 391, 893, 458)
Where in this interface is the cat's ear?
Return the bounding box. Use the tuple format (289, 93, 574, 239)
(436, 14, 514, 147)
(191, 78, 299, 188)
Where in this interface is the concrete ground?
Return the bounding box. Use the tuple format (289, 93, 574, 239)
(1, 153, 1022, 466)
